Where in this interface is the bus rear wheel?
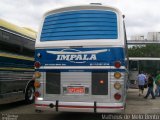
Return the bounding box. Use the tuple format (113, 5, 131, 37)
(25, 83, 35, 104)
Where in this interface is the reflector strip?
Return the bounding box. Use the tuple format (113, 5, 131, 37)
(58, 105, 124, 109)
(35, 104, 124, 109)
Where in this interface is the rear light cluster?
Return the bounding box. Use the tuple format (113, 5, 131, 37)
(114, 82, 121, 90)
(114, 93, 121, 100)
(34, 61, 41, 68)
(34, 91, 40, 97)
(114, 72, 121, 79)
(34, 53, 42, 98)
(113, 61, 122, 101)
(35, 71, 41, 78)
(34, 81, 41, 88)
(114, 61, 121, 68)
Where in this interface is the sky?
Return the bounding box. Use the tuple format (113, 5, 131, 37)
(0, 0, 160, 39)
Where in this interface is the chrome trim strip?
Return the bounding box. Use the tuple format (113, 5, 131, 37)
(39, 66, 126, 69)
(0, 27, 35, 41)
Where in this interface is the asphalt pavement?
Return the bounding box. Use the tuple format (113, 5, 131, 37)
(0, 88, 160, 120)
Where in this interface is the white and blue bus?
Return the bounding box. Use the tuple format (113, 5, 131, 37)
(34, 4, 128, 113)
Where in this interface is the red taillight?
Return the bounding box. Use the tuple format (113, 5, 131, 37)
(114, 61, 121, 68)
(34, 61, 41, 68)
(114, 93, 121, 100)
(34, 91, 40, 97)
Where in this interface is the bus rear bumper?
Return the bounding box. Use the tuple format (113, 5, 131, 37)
(35, 100, 125, 113)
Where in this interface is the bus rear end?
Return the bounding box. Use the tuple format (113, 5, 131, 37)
(35, 5, 127, 113)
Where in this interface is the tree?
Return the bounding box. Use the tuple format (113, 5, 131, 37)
(128, 44, 160, 57)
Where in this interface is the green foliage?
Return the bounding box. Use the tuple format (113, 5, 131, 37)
(128, 44, 160, 57)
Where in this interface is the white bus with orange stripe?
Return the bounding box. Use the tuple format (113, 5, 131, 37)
(34, 4, 128, 113)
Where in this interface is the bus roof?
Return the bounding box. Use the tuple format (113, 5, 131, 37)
(0, 19, 37, 39)
(44, 5, 122, 18)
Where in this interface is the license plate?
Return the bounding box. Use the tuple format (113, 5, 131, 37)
(67, 87, 85, 94)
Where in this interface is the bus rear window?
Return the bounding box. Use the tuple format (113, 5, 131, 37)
(40, 10, 118, 41)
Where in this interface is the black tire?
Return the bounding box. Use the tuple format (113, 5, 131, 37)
(25, 83, 35, 104)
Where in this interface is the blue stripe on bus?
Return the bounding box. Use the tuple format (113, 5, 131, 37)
(42, 26, 117, 33)
(45, 10, 116, 20)
(41, 31, 117, 38)
(35, 47, 125, 67)
(36, 69, 126, 72)
(41, 10, 117, 41)
(44, 17, 117, 26)
(42, 22, 117, 30)
(41, 35, 117, 41)
(0, 56, 34, 69)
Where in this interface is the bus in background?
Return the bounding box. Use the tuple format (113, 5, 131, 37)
(129, 57, 160, 88)
(0, 19, 36, 104)
(35, 4, 128, 113)
(128, 59, 139, 88)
